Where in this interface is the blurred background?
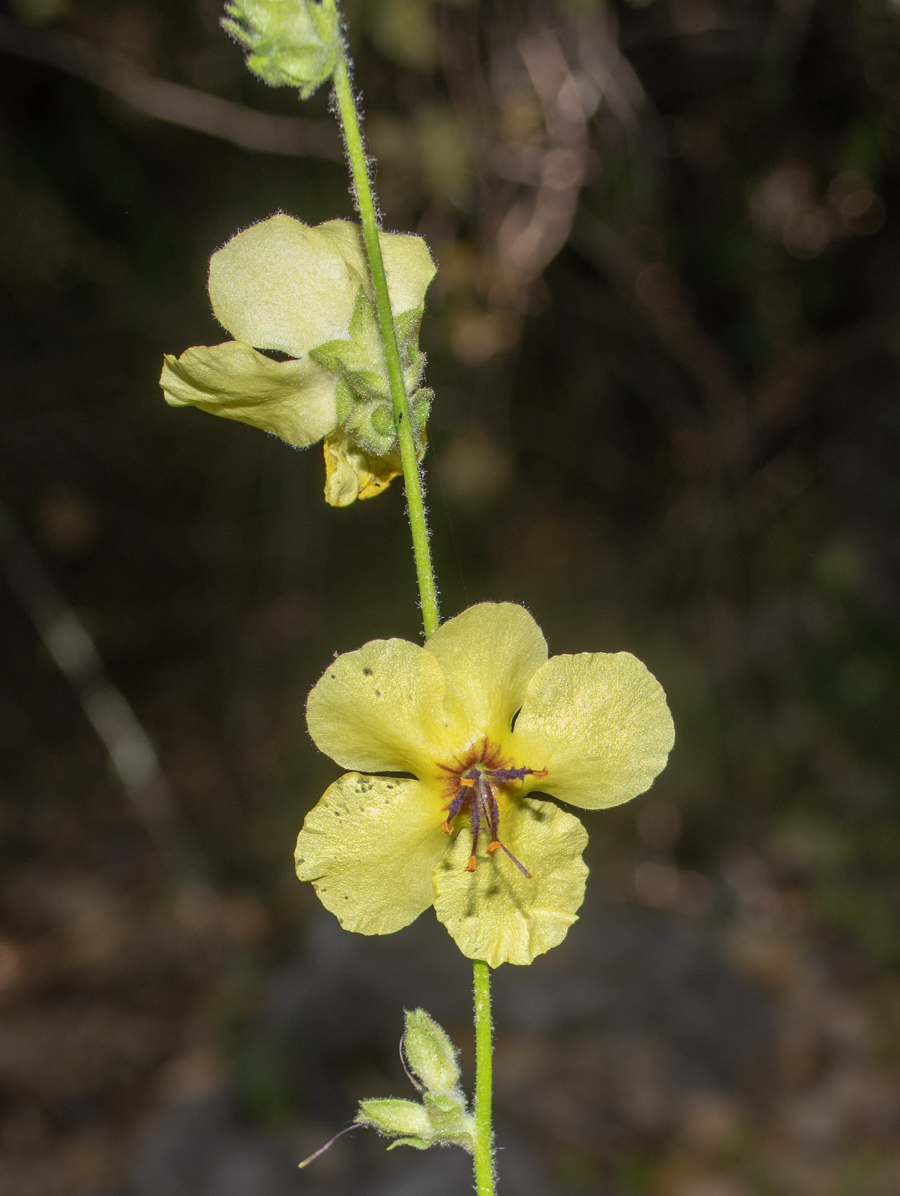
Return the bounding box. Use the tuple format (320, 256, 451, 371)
(1, 0, 900, 1192)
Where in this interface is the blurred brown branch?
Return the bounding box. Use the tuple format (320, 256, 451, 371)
(0, 14, 341, 158)
(0, 502, 210, 889)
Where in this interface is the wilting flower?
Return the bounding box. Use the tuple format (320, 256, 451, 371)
(295, 603, 674, 967)
(160, 213, 436, 506)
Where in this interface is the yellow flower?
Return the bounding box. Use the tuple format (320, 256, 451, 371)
(295, 603, 674, 967)
(160, 214, 436, 506)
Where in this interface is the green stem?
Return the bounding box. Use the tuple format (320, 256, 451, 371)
(331, 45, 440, 641)
(473, 959, 495, 1195)
(331, 25, 493, 1194)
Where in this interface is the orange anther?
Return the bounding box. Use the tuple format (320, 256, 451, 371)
(440, 821, 452, 834)
(534, 768, 548, 779)
(466, 855, 477, 872)
(486, 840, 502, 855)
(459, 777, 476, 788)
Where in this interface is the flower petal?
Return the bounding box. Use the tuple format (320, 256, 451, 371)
(423, 604, 547, 744)
(295, 774, 447, 935)
(209, 215, 362, 357)
(512, 652, 674, 810)
(322, 432, 402, 507)
(306, 639, 457, 775)
(432, 796, 588, 967)
(160, 341, 337, 447)
(317, 220, 437, 315)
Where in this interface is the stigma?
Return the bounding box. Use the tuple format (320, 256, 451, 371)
(439, 745, 547, 878)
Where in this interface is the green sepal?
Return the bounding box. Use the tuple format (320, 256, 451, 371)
(422, 1090, 473, 1143)
(222, 0, 339, 96)
(344, 371, 390, 403)
(310, 290, 430, 458)
(343, 401, 395, 458)
(394, 308, 426, 388)
(410, 387, 433, 431)
(310, 289, 388, 385)
(334, 378, 356, 426)
(370, 404, 395, 437)
(386, 1137, 431, 1151)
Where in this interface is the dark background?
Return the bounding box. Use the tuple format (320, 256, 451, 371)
(2, 0, 900, 1193)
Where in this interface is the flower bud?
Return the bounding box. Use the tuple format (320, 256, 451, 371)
(222, 0, 340, 96)
(356, 1098, 433, 1139)
(403, 1008, 461, 1094)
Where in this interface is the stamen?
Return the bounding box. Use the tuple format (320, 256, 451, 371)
(438, 755, 539, 879)
(499, 844, 532, 878)
(443, 788, 468, 823)
(487, 765, 548, 785)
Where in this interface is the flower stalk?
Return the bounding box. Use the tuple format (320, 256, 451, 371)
(331, 46, 440, 640)
(473, 959, 495, 1196)
(330, 32, 492, 1188)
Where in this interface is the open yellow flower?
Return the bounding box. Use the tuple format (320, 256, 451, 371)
(295, 603, 674, 967)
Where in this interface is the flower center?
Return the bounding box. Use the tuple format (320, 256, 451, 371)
(438, 741, 547, 877)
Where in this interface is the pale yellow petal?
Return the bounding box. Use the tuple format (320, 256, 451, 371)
(295, 774, 447, 935)
(322, 433, 402, 507)
(317, 220, 437, 314)
(424, 603, 547, 744)
(208, 214, 360, 357)
(306, 639, 457, 775)
(512, 652, 674, 810)
(160, 341, 336, 447)
(432, 796, 588, 967)
(380, 230, 438, 314)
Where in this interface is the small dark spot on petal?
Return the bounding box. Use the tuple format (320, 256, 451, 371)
(363, 667, 372, 676)
(375, 690, 382, 697)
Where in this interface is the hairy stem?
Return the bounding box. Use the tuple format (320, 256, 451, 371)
(331, 46, 440, 640)
(473, 959, 495, 1194)
(331, 23, 493, 1194)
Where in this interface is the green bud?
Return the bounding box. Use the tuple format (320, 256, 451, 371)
(222, 0, 339, 97)
(403, 1008, 461, 1094)
(356, 1099, 433, 1139)
(343, 1014, 474, 1159)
